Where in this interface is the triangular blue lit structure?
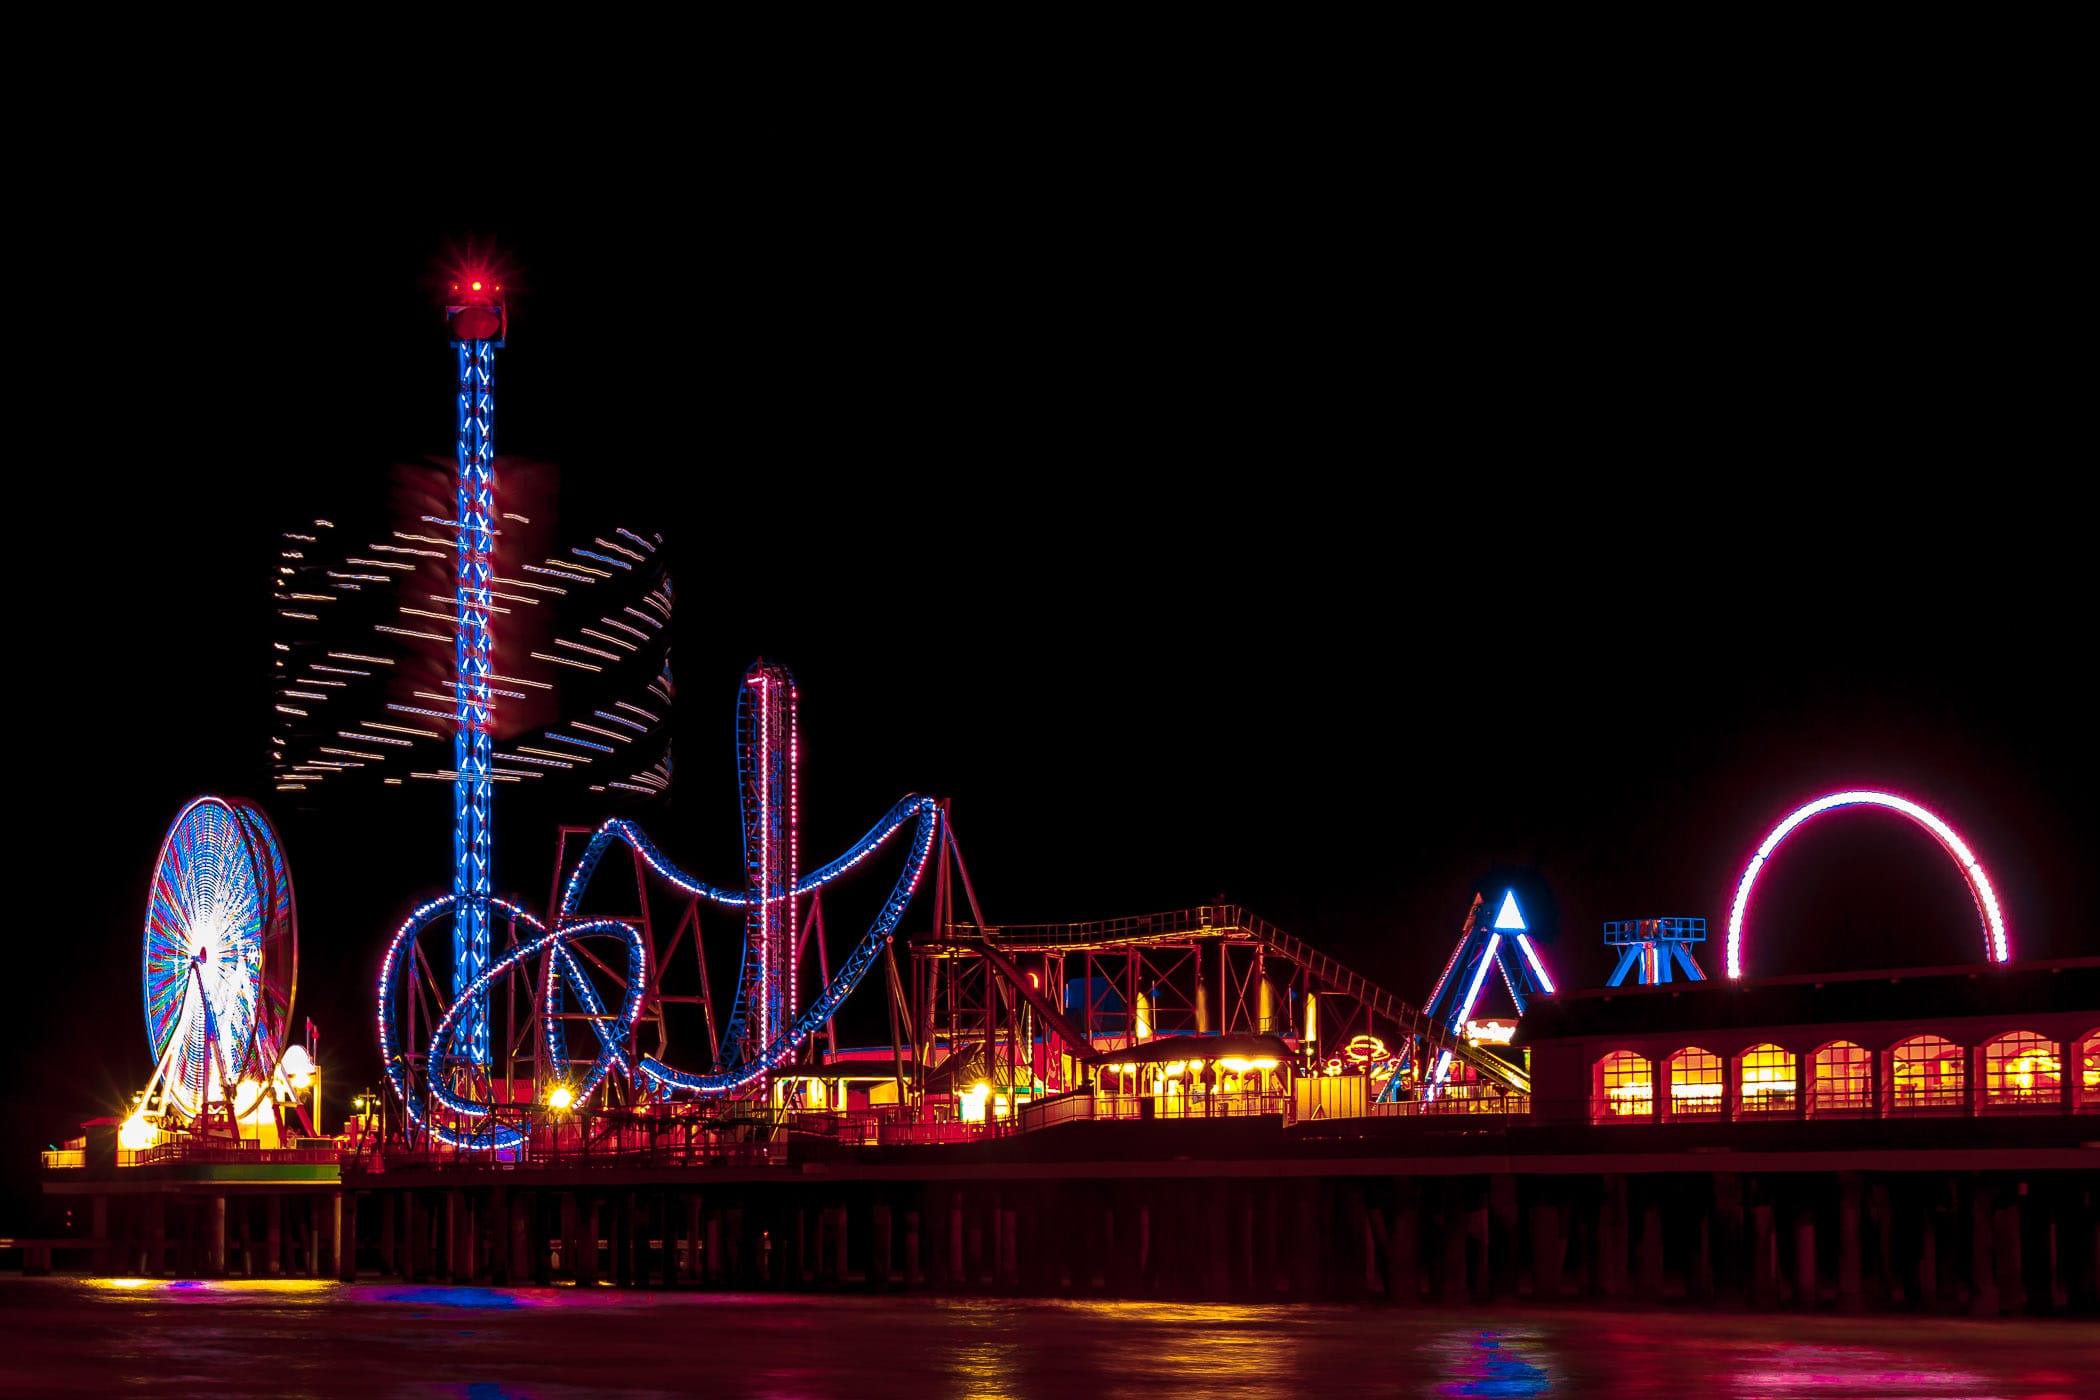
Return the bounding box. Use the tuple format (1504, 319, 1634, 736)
(1395, 888, 1559, 1099)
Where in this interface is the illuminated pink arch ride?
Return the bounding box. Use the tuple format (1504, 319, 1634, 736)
(1725, 789, 2010, 979)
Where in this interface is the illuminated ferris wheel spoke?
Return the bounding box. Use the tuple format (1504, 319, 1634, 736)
(136, 798, 297, 1133)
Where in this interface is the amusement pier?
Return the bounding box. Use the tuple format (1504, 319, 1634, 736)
(26, 271, 2099, 1314)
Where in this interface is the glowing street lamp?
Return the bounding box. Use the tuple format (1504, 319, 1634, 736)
(281, 1044, 319, 1136)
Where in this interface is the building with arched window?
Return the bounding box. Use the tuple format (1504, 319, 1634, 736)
(1809, 1040, 1873, 1117)
(1736, 1044, 1797, 1116)
(1980, 1031, 2060, 1110)
(1516, 959, 2099, 1128)
(1594, 1050, 1652, 1120)
(1665, 1048, 1723, 1117)
(1890, 1034, 1965, 1114)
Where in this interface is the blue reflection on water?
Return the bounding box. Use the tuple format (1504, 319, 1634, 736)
(372, 1286, 527, 1310)
(1438, 1328, 1552, 1398)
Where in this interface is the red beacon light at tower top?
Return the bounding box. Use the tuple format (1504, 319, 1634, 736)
(445, 275, 507, 344)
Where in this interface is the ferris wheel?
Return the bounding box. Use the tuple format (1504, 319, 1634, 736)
(137, 797, 298, 1132)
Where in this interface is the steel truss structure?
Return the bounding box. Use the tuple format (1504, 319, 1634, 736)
(1416, 890, 1558, 1090)
(376, 659, 940, 1149)
(1604, 916, 1708, 985)
(910, 897, 1533, 1103)
(451, 334, 498, 1069)
(731, 663, 797, 1065)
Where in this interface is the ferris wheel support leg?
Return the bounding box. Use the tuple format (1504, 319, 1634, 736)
(139, 1032, 180, 1125)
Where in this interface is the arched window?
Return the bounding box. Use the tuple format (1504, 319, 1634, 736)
(1737, 1043, 1798, 1115)
(1890, 1034, 1965, 1114)
(1810, 1041, 1873, 1117)
(1981, 1031, 2060, 1109)
(1667, 1047, 1723, 1116)
(1595, 1051, 1652, 1120)
(2078, 1030, 2100, 1113)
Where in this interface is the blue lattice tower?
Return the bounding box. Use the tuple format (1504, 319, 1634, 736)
(445, 283, 506, 1068)
(1604, 917, 1707, 985)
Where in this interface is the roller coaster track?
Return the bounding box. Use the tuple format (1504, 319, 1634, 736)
(961, 904, 1531, 1095)
(943, 934, 1099, 1060)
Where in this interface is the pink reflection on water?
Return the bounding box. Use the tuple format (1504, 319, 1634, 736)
(16, 1282, 2100, 1400)
(1731, 1342, 1998, 1398)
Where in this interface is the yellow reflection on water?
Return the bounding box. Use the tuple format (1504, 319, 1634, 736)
(932, 1298, 1294, 1398)
(84, 1278, 339, 1296)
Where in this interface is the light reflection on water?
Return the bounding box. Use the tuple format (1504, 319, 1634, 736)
(0, 1278, 2091, 1399)
(1429, 1329, 1555, 1398)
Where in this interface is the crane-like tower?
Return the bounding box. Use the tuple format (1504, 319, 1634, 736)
(444, 276, 506, 1068)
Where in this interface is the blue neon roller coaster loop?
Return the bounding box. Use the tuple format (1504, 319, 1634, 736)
(376, 651, 941, 1145)
(376, 897, 641, 1151)
(552, 663, 939, 1093)
(559, 792, 941, 1096)
(374, 799, 938, 1145)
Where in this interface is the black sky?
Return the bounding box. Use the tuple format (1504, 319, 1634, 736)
(7, 97, 2088, 1221)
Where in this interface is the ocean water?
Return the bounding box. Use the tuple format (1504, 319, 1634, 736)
(0, 1277, 2092, 1399)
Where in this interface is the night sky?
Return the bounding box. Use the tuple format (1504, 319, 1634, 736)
(8, 128, 2086, 1223)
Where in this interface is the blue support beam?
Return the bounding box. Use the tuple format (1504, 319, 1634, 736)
(1603, 917, 1708, 987)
